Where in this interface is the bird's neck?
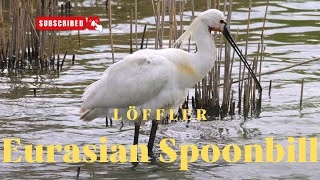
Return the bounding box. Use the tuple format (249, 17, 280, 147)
(191, 23, 216, 81)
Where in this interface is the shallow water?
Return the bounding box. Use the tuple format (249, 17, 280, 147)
(1, 0, 320, 179)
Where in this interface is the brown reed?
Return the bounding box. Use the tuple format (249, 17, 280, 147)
(0, 0, 72, 71)
(300, 79, 304, 111)
(106, 0, 115, 63)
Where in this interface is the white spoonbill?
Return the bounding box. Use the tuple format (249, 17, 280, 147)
(80, 9, 261, 156)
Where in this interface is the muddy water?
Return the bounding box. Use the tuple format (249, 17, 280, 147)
(0, 0, 320, 179)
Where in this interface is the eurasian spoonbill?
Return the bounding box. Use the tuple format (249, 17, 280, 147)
(80, 9, 262, 157)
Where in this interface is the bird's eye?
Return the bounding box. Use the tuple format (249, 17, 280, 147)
(220, 20, 225, 24)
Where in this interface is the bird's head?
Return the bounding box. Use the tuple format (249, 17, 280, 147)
(175, 9, 262, 95)
(199, 9, 226, 32)
(174, 9, 228, 47)
(200, 9, 263, 95)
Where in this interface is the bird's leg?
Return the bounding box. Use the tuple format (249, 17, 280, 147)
(118, 120, 124, 130)
(133, 122, 140, 145)
(148, 119, 159, 158)
(132, 120, 141, 166)
(106, 117, 112, 127)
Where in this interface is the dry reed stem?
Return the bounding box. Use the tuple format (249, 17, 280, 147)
(268, 80, 272, 97)
(140, 24, 147, 49)
(135, 0, 138, 51)
(155, 0, 160, 49)
(130, 9, 133, 54)
(225, 58, 320, 86)
(221, 0, 233, 118)
(107, 0, 115, 63)
(300, 79, 304, 110)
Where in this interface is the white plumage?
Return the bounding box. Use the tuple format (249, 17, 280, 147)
(80, 9, 261, 156)
(80, 9, 226, 122)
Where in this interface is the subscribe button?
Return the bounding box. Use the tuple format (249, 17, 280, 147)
(36, 16, 102, 31)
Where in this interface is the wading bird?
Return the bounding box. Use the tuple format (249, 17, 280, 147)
(80, 9, 261, 157)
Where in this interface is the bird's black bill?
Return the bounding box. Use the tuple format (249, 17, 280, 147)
(222, 25, 262, 93)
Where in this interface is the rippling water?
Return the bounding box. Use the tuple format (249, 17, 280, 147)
(0, 0, 320, 179)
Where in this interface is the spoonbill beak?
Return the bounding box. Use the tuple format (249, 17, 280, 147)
(222, 25, 262, 93)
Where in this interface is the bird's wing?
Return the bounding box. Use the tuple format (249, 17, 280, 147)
(81, 51, 172, 110)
